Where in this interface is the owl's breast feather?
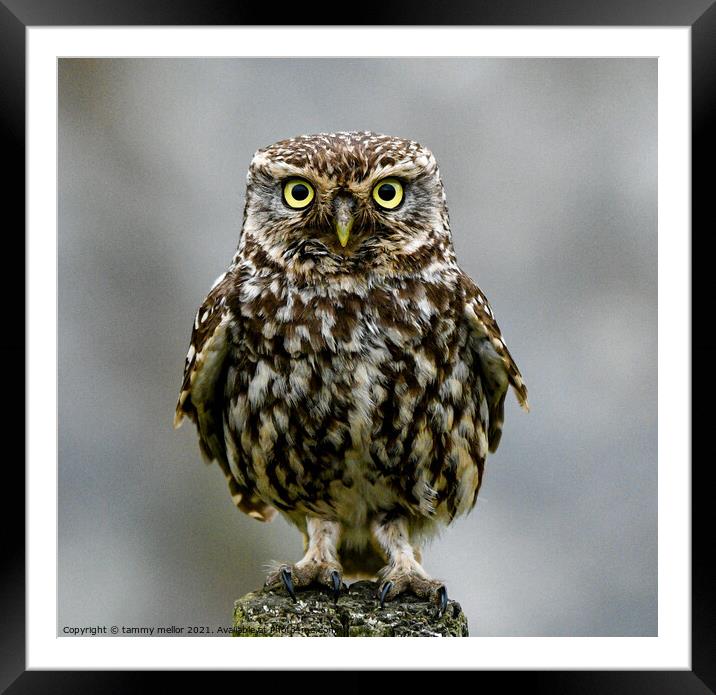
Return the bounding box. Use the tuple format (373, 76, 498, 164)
(223, 274, 487, 523)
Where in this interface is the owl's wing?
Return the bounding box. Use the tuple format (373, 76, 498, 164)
(174, 271, 276, 522)
(461, 274, 529, 453)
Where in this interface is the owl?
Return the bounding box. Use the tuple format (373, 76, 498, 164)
(175, 131, 527, 617)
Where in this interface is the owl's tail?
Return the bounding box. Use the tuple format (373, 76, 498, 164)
(338, 540, 387, 580)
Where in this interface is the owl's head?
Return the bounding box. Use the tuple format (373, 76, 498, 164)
(238, 132, 454, 277)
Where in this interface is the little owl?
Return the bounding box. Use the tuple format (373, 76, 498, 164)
(175, 131, 528, 617)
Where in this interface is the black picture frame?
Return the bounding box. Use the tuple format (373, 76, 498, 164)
(3, 0, 711, 690)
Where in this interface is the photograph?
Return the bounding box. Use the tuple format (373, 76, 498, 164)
(57, 56, 657, 639)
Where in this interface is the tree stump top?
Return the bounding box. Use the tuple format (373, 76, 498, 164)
(233, 580, 468, 637)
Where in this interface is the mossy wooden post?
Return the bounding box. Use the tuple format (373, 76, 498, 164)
(233, 580, 468, 637)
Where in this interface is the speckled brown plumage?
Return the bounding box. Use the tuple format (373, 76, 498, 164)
(175, 131, 527, 608)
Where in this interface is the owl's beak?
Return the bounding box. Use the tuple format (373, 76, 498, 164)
(333, 196, 355, 248)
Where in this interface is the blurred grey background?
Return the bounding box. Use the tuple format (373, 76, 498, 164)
(58, 58, 656, 636)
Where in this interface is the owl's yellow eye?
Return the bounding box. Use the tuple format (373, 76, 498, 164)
(283, 179, 315, 209)
(372, 178, 404, 209)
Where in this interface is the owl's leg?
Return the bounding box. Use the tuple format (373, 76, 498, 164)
(372, 514, 448, 618)
(264, 517, 345, 603)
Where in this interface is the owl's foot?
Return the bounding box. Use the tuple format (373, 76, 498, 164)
(264, 517, 346, 603)
(372, 513, 448, 619)
(377, 569, 449, 619)
(265, 562, 346, 603)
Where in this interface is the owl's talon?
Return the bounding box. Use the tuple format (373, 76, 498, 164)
(436, 586, 448, 619)
(281, 567, 297, 602)
(330, 570, 342, 603)
(379, 581, 393, 609)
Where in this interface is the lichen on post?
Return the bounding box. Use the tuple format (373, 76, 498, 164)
(233, 580, 468, 637)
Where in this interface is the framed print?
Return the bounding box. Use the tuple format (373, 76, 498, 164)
(3, 0, 711, 689)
